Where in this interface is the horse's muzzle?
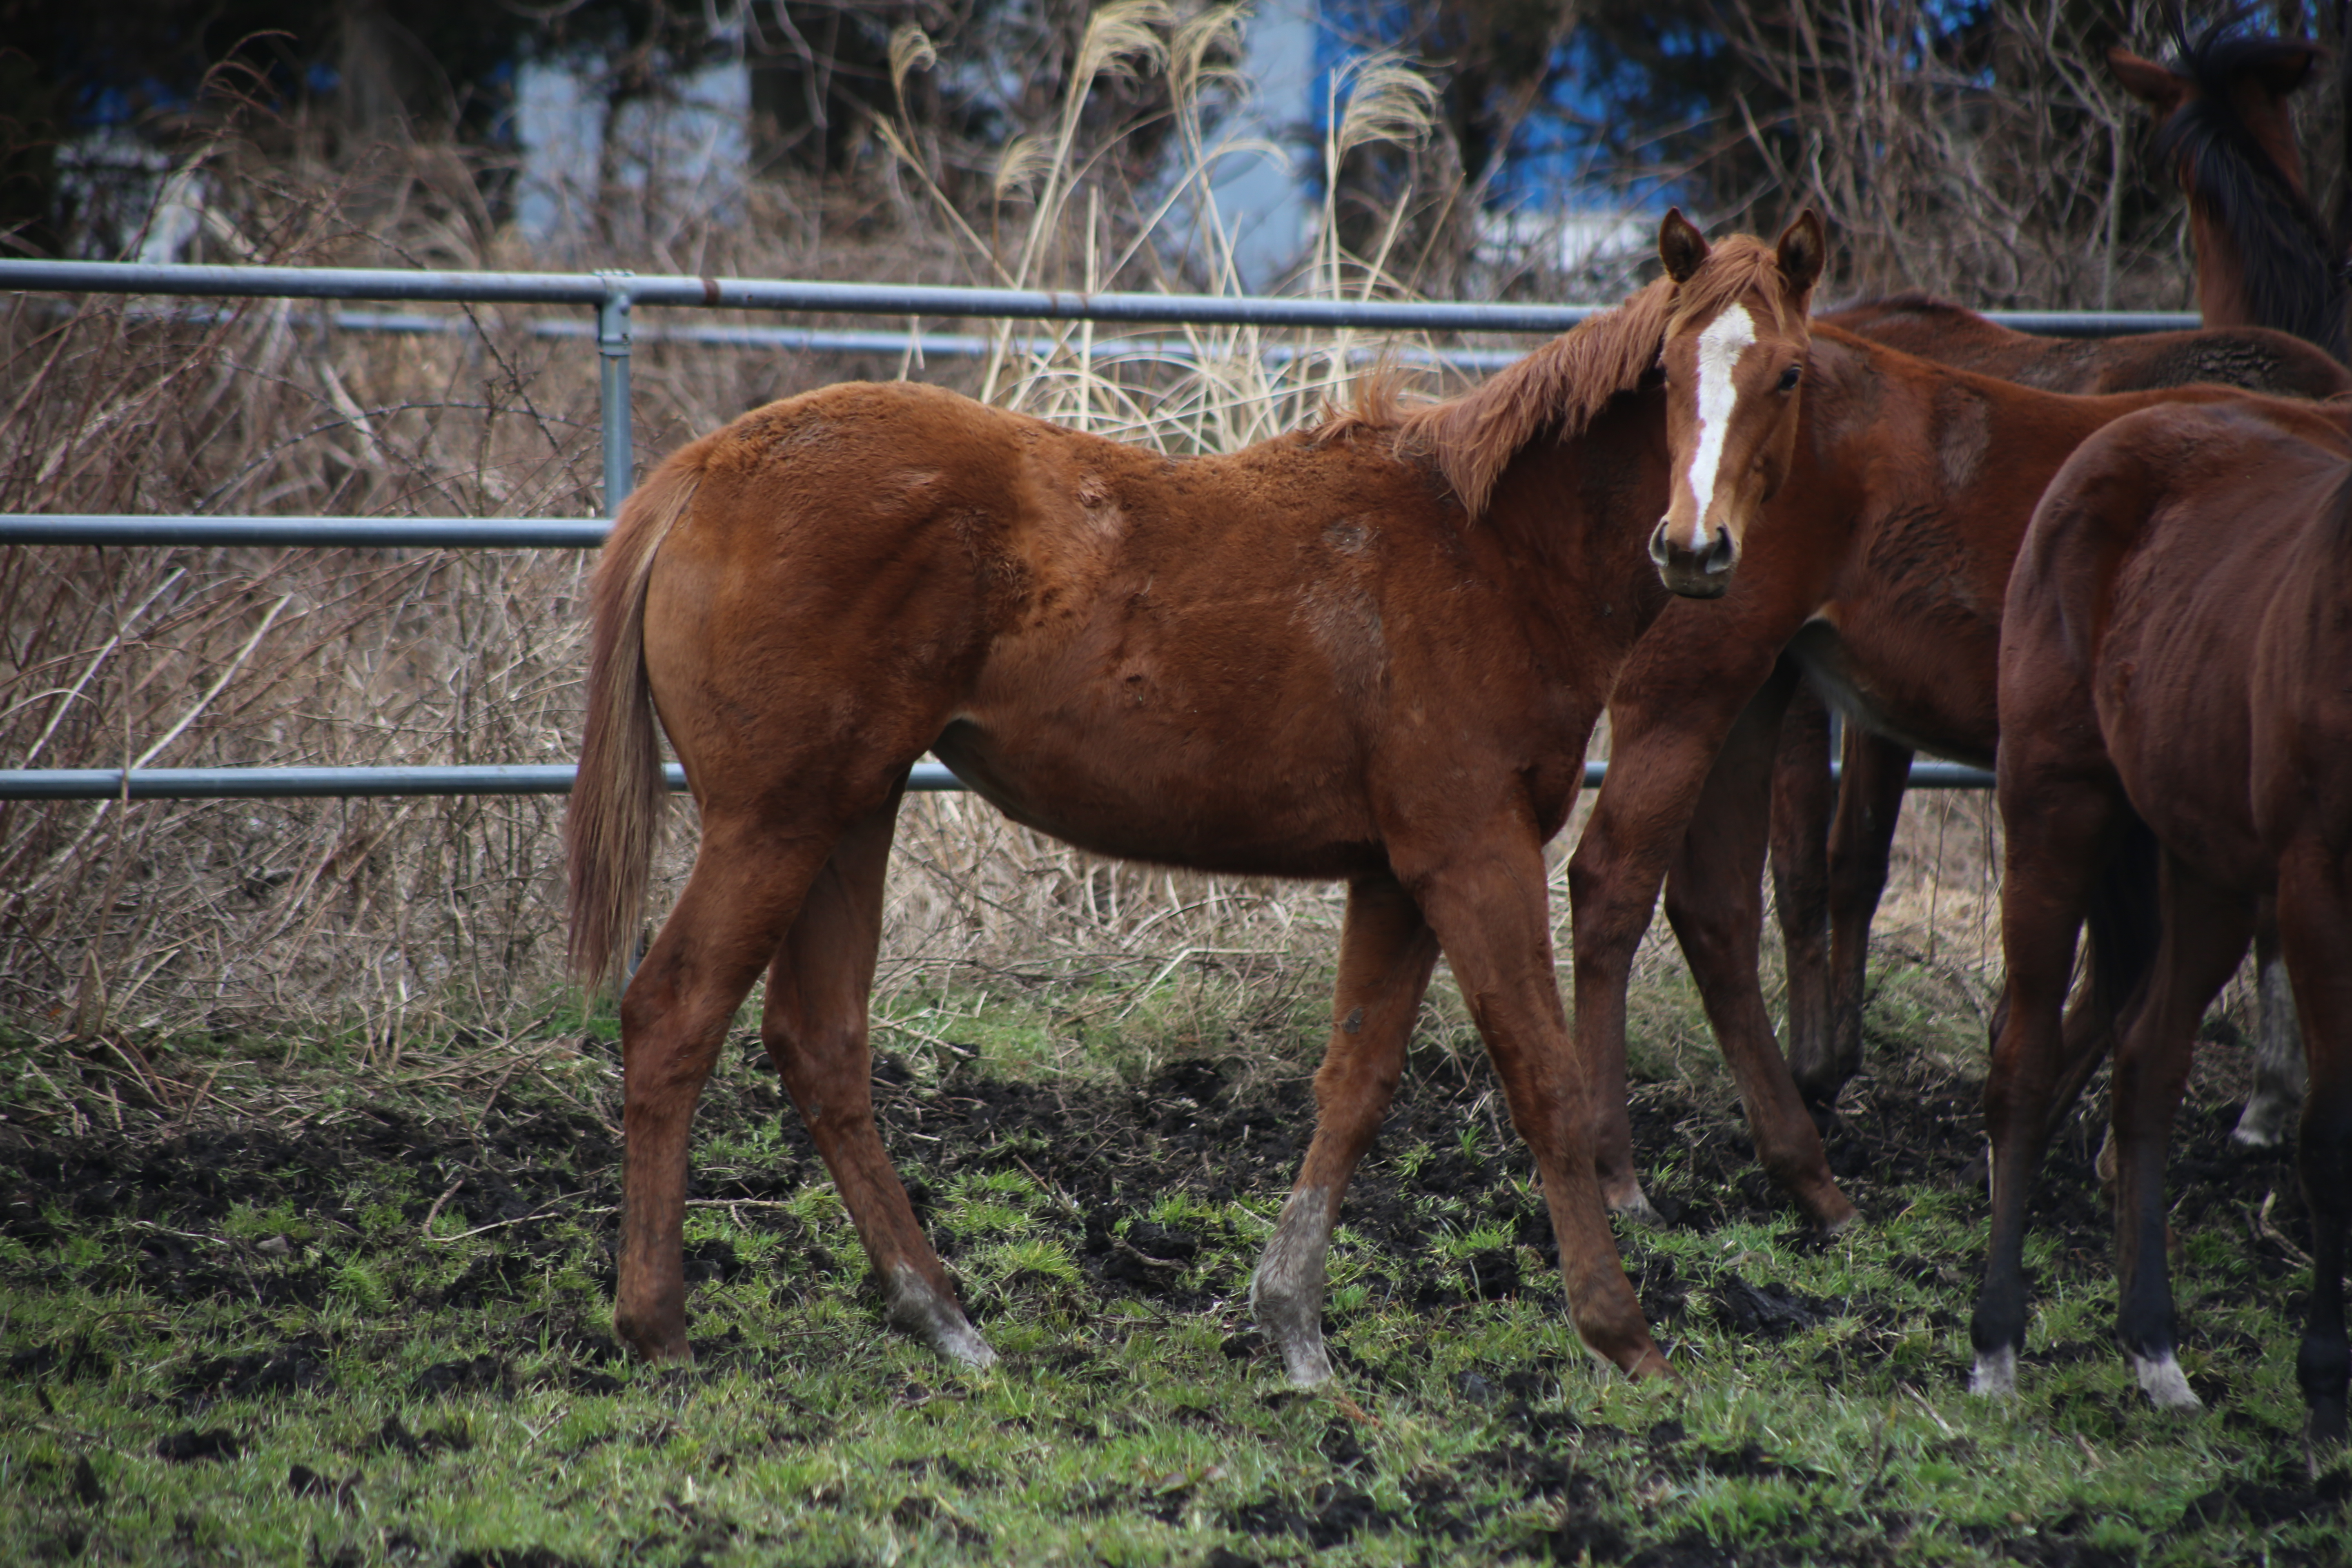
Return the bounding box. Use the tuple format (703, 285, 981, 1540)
(1648, 518, 1738, 599)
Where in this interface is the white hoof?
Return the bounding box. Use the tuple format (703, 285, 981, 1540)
(2230, 1102, 2290, 1149)
(2131, 1350, 2201, 1411)
(1274, 1332, 1334, 1388)
(887, 1265, 997, 1369)
(1969, 1345, 2017, 1398)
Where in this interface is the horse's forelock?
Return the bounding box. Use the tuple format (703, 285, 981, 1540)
(1393, 277, 1675, 517)
(1664, 234, 1800, 338)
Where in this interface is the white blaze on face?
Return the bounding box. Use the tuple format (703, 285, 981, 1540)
(1679, 303, 1759, 552)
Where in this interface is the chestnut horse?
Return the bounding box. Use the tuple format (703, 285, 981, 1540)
(1768, 18, 2352, 1134)
(1767, 294, 2348, 1116)
(1977, 392, 2352, 1437)
(565, 215, 1826, 1382)
(1563, 303, 2276, 1233)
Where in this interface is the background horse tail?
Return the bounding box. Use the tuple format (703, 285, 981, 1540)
(565, 448, 706, 992)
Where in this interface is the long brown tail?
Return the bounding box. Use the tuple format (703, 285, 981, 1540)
(566, 450, 703, 993)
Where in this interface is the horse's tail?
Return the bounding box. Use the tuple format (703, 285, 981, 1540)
(566, 451, 703, 993)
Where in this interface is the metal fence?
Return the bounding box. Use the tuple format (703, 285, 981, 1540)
(3, 258, 2163, 801)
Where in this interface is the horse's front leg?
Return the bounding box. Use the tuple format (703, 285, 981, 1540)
(1663, 664, 1854, 1231)
(1250, 873, 1440, 1386)
(1408, 831, 1668, 1380)
(761, 787, 993, 1368)
(1574, 637, 1790, 1223)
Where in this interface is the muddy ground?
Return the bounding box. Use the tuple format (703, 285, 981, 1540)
(2, 1018, 2345, 1565)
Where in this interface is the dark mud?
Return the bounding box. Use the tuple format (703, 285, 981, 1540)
(2, 1026, 2343, 1564)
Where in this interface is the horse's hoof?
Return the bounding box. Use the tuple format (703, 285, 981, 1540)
(1624, 1344, 1677, 1382)
(1969, 1346, 2017, 1398)
(1274, 1334, 1334, 1388)
(1808, 1189, 1860, 1236)
(2131, 1351, 2202, 1411)
(1606, 1186, 1666, 1227)
(2305, 1399, 2348, 1450)
(614, 1307, 692, 1364)
(2230, 1103, 2290, 1149)
(886, 1265, 997, 1369)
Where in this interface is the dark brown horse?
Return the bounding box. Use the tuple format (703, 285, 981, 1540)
(1976, 392, 2352, 1437)
(1771, 18, 2351, 1140)
(565, 215, 1826, 1383)
(2110, 21, 2343, 358)
(2114, 17, 2352, 1147)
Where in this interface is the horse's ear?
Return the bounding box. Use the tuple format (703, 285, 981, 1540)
(2239, 41, 2321, 99)
(1659, 208, 1708, 285)
(1776, 209, 1826, 295)
(2108, 47, 2189, 114)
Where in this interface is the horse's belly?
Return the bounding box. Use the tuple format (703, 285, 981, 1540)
(1785, 617, 1995, 766)
(929, 720, 1380, 880)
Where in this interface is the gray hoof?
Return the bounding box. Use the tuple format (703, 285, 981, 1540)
(886, 1265, 997, 1369)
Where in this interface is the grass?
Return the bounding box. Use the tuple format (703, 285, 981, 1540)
(3, 963, 2345, 1567)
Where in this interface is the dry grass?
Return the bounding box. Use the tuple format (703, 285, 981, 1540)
(0, 3, 2247, 1072)
(0, 8, 1472, 1056)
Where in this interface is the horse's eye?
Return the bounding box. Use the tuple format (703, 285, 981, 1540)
(1777, 365, 1802, 392)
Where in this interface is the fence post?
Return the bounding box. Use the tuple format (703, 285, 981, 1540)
(595, 271, 635, 517)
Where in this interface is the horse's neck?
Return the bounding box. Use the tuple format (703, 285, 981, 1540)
(1481, 392, 1670, 664)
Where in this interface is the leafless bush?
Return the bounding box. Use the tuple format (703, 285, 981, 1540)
(0, 6, 1475, 1058)
(10, 0, 2288, 1074)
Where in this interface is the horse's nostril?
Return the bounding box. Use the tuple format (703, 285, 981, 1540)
(1705, 525, 1736, 573)
(1648, 521, 1673, 565)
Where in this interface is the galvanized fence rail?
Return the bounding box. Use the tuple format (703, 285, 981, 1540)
(2, 257, 2160, 801)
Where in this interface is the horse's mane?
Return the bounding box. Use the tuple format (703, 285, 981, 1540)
(2156, 20, 2346, 359)
(1354, 234, 1790, 518)
(1829, 290, 1974, 321)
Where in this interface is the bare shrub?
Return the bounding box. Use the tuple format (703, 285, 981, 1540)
(0, 7, 1475, 1062)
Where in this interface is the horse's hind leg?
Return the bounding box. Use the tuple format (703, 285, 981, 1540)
(760, 784, 991, 1368)
(1252, 873, 1439, 1386)
(1822, 731, 1912, 1106)
(1770, 676, 1835, 1113)
(2110, 856, 2251, 1410)
(1973, 778, 2122, 1397)
(2277, 838, 2352, 1443)
(2232, 900, 2307, 1149)
(616, 817, 835, 1362)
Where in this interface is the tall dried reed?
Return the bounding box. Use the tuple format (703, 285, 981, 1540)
(0, 7, 1489, 1066)
(5, 2, 2224, 1092)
